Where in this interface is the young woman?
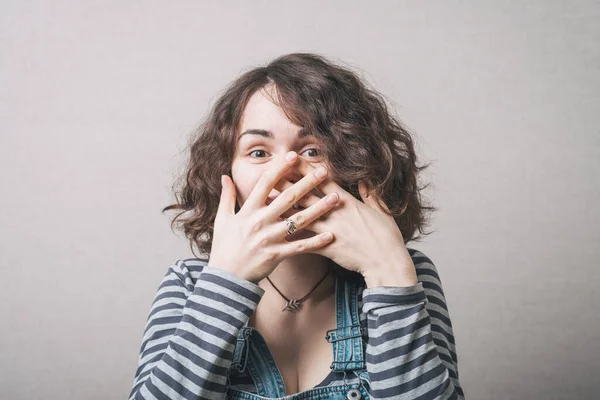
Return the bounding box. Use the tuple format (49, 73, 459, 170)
(129, 53, 464, 400)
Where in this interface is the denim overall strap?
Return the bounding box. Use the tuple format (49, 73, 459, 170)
(230, 326, 251, 373)
(244, 328, 287, 397)
(229, 322, 287, 397)
(326, 276, 366, 372)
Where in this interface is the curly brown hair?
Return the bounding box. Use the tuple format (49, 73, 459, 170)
(163, 52, 437, 259)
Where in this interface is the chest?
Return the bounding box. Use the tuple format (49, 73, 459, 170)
(248, 297, 337, 395)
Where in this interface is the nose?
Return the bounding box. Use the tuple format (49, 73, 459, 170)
(280, 154, 304, 183)
(283, 170, 302, 184)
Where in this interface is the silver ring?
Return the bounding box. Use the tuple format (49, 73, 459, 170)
(284, 218, 298, 235)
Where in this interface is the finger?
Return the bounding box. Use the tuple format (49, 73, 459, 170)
(290, 157, 346, 201)
(273, 205, 331, 243)
(279, 208, 327, 225)
(273, 178, 323, 208)
(275, 174, 326, 198)
(218, 175, 236, 216)
(268, 199, 311, 219)
(276, 207, 328, 225)
(276, 191, 339, 238)
(267, 165, 332, 220)
(271, 178, 333, 222)
(244, 151, 298, 211)
(267, 190, 318, 211)
(276, 231, 334, 257)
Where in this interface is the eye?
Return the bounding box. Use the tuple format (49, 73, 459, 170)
(300, 148, 321, 158)
(248, 149, 267, 158)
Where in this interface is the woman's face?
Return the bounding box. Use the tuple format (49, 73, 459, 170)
(231, 86, 328, 239)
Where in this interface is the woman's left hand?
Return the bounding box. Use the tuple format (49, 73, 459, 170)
(276, 164, 419, 288)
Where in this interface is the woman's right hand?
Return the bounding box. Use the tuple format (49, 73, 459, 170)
(207, 151, 340, 284)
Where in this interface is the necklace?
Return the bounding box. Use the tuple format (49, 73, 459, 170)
(266, 266, 333, 312)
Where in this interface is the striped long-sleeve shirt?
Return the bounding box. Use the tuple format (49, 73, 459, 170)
(128, 248, 464, 399)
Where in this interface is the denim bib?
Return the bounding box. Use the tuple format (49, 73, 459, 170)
(226, 274, 371, 400)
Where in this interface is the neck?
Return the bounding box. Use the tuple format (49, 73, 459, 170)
(258, 253, 336, 307)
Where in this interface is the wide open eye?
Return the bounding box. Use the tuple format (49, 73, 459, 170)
(248, 149, 267, 158)
(301, 148, 321, 158)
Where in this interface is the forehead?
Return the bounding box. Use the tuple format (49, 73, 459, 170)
(238, 88, 302, 138)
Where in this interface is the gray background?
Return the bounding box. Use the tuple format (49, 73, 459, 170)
(1, 1, 598, 399)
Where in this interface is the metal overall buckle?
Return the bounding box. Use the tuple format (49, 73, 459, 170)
(325, 323, 364, 343)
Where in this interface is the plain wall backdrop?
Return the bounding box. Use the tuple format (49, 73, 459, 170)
(1, 1, 598, 399)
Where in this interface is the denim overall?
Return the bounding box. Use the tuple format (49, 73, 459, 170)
(226, 274, 371, 400)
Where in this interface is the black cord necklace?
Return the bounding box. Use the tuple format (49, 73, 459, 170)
(266, 266, 333, 312)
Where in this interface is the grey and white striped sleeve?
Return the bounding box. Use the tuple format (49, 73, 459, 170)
(361, 249, 465, 399)
(128, 259, 265, 400)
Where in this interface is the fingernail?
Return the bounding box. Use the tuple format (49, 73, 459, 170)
(286, 151, 297, 161)
(327, 193, 338, 204)
(315, 167, 327, 178)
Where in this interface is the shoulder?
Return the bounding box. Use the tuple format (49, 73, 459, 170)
(408, 247, 441, 277)
(406, 247, 446, 292)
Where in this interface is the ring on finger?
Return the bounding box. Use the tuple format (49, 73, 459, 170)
(284, 218, 298, 235)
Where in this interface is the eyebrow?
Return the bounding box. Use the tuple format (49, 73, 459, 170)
(237, 128, 315, 142)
